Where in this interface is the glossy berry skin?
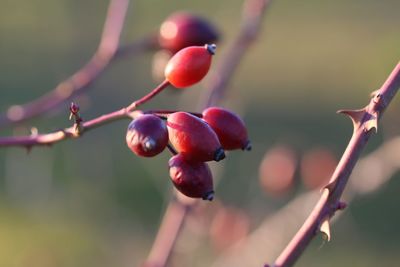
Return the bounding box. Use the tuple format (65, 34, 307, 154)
(168, 154, 214, 200)
(126, 114, 169, 157)
(159, 12, 219, 53)
(165, 44, 215, 88)
(202, 107, 251, 151)
(167, 112, 225, 162)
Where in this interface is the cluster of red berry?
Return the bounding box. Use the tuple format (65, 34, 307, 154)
(126, 106, 250, 201)
(124, 13, 250, 201)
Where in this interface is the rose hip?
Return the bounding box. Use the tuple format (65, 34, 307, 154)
(168, 153, 214, 200)
(159, 12, 219, 53)
(164, 44, 216, 88)
(126, 114, 169, 157)
(202, 107, 251, 151)
(167, 111, 225, 162)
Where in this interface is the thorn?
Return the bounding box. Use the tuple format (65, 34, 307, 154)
(370, 89, 380, 98)
(372, 91, 387, 107)
(364, 111, 378, 133)
(337, 108, 365, 129)
(320, 217, 331, 241)
(324, 180, 337, 193)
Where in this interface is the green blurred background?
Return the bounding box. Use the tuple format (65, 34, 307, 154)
(0, 0, 399, 266)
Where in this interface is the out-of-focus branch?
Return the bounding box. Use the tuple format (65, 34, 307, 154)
(211, 135, 400, 267)
(143, 195, 195, 267)
(143, 1, 272, 266)
(268, 61, 400, 267)
(0, 0, 157, 129)
(202, 0, 271, 108)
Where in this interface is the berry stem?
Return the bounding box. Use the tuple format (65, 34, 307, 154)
(167, 143, 178, 155)
(127, 80, 170, 111)
(146, 110, 203, 118)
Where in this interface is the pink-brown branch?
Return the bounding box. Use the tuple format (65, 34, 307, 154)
(203, 0, 271, 108)
(0, 0, 157, 128)
(0, 81, 171, 148)
(143, 196, 194, 267)
(271, 61, 400, 267)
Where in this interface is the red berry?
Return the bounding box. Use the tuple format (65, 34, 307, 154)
(167, 112, 225, 162)
(159, 12, 219, 53)
(168, 154, 214, 200)
(202, 107, 251, 151)
(165, 44, 216, 88)
(126, 114, 169, 157)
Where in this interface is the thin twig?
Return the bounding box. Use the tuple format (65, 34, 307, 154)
(0, 0, 156, 128)
(143, 1, 272, 266)
(270, 61, 400, 267)
(0, 81, 171, 148)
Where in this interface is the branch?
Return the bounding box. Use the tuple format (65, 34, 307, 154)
(202, 0, 271, 108)
(143, 1, 272, 266)
(0, 0, 157, 129)
(211, 135, 400, 267)
(0, 80, 170, 148)
(143, 195, 195, 267)
(269, 61, 400, 267)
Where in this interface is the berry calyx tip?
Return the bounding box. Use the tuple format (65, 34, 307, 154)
(243, 140, 252, 151)
(214, 147, 226, 162)
(202, 191, 214, 201)
(205, 44, 217, 55)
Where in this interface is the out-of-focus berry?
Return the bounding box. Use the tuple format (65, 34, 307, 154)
(152, 50, 173, 82)
(259, 145, 297, 196)
(159, 12, 219, 53)
(300, 147, 337, 190)
(209, 206, 250, 251)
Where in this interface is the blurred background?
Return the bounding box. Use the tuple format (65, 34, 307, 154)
(0, 0, 399, 266)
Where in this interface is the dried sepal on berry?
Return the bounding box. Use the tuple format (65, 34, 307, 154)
(126, 114, 169, 157)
